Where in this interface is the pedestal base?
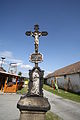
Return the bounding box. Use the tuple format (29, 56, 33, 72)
(20, 111, 46, 120)
(17, 96, 50, 120)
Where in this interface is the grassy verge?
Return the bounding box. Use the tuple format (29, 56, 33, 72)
(17, 87, 28, 94)
(43, 84, 80, 102)
(46, 111, 63, 120)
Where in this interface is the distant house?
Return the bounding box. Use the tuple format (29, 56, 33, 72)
(45, 61, 80, 93)
(0, 67, 6, 91)
(0, 67, 25, 93)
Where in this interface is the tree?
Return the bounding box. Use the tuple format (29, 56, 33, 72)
(18, 72, 22, 76)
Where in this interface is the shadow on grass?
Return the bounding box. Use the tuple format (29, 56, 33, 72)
(46, 111, 63, 120)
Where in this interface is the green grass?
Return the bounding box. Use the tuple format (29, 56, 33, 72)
(46, 111, 63, 120)
(43, 84, 80, 102)
(17, 87, 28, 94)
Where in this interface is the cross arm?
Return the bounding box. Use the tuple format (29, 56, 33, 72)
(41, 31, 48, 36)
(25, 31, 32, 36)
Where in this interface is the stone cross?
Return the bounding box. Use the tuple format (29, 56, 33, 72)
(25, 24, 48, 96)
(25, 24, 48, 53)
(17, 25, 50, 120)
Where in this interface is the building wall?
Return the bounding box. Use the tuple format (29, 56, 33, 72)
(46, 73, 80, 93)
(56, 76, 64, 89)
(47, 77, 54, 86)
(67, 73, 80, 93)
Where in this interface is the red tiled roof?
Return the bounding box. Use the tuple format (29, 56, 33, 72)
(45, 61, 80, 78)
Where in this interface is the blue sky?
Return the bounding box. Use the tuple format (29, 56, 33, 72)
(0, 0, 80, 77)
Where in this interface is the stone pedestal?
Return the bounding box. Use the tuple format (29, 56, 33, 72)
(17, 96, 50, 120)
(17, 67, 50, 120)
(20, 111, 45, 120)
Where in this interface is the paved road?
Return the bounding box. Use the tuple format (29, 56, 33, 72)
(0, 91, 80, 120)
(0, 93, 20, 120)
(44, 90, 80, 120)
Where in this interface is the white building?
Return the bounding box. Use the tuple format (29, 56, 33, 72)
(45, 61, 80, 93)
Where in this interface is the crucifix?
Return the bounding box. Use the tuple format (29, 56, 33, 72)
(25, 24, 48, 96)
(25, 24, 48, 68)
(25, 24, 48, 53)
(17, 25, 50, 120)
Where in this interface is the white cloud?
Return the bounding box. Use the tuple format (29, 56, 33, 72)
(21, 64, 32, 69)
(44, 71, 52, 77)
(16, 62, 22, 66)
(22, 71, 29, 77)
(0, 51, 32, 73)
(0, 61, 2, 64)
(8, 58, 22, 63)
(0, 51, 13, 58)
(0, 51, 23, 65)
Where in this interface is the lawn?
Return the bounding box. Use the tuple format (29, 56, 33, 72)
(17, 86, 28, 94)
(43, 84, 80, 102)
(46, 111, 63, 120)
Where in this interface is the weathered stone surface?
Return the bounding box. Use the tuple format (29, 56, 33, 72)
(20, 111, 46, 120)
(28, 67, 44, 97)
(17, 96, 50, 112)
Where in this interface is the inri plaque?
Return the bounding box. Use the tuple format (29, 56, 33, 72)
(29, 53, 43, 63)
